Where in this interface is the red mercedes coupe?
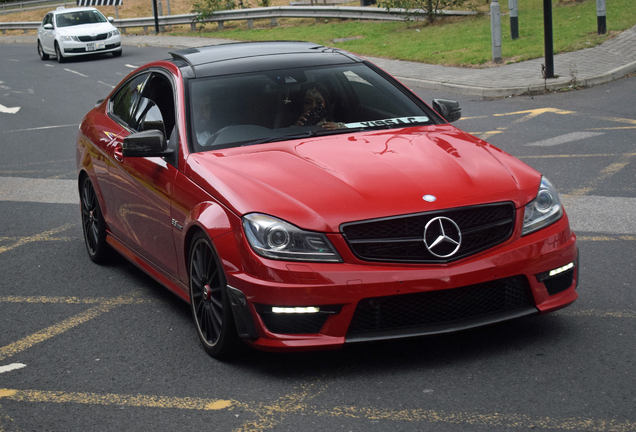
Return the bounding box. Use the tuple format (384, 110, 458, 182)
(76, 41, 578, 358)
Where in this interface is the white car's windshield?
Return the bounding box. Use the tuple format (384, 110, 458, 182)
(56, 10, 107, 28)
(189, 63, 434, 151)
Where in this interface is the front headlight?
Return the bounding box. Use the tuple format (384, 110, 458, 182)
(242, 213, 342, 262)
(522, 176, 564, 236)
(59, 35, 77, 42)
(109, 29, 120, 37)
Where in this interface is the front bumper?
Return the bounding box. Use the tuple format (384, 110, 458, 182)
(59, 37, 121, 56)
(219, 214, 578, 352)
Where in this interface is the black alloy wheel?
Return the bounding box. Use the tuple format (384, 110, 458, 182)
(37, 41, 49, 60)
(55, 42, 65, 63)
(189, 232, 240, 358)
(80, 176, 110, 263)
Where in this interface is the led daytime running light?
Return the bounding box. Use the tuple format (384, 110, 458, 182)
(549, 262, 575, 277)
(272, 307, 320, 314)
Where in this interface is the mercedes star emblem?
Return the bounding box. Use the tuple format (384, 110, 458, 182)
(423, 216, 462, 258)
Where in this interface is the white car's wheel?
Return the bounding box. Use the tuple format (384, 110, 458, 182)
(37, 40, 49, 60)
(55, 42, 65, 63)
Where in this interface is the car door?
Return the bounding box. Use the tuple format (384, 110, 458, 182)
(40, 13, 55, 53)
(106, 71, 180, 278)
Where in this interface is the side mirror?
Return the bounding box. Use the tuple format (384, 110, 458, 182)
(122, 130, 171, 157)
(108, 17, 115, 23)
(43, 23, 53, 30)
(432, 99, 461, 123)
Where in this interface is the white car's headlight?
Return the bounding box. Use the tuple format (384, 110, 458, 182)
(243, 214, 342, 262)
(59, 35, 78, 42)
(522, 176, 564, 236)
(109, 29, 120, 37)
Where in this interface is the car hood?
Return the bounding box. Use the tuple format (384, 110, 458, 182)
(56, 22, 115, 36)
(186, 125, 541, 232)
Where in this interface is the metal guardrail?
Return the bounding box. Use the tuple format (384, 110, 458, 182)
(1, 0, 69, 15)
(0, 6, 477, 33)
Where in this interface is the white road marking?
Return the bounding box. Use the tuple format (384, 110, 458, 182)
(0, 103, 20, 114)
(98, 81, 115, 89)
(0, 176, 634, 235)
(0, 363, 26, 374)
(525, 132, 605, 147)
(4, 124, 77, 133)
(0, 177, 78, 205)
(64, 68, 89, 78)
(125, 64, 139, 69)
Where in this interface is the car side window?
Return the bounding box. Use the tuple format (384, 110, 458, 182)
(138, 73, 176, 138)
(110, 73, 149, 130)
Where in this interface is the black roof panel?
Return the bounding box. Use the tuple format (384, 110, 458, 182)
(170, 41, 361, 78)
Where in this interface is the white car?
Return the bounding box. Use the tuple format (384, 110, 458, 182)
(37, 7, 122, 63)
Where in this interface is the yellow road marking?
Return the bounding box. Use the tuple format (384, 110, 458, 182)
(1, 385, 635, 432)
(0, 292, 142, 362)
(556, 309, 636, 319)
(0, 295, 154, 305)
(493, 108, 576, 123)
(593, 116, 636, 126)
(577, 235, 636, 242)
(519, 153, 636, 159)
(569, 153, 635, 196)
(0, 389, 236, 411)
(0, 224, 76, 255)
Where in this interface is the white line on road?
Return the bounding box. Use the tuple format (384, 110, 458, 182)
(64, 68, 89, 78)
(0, 177, 78, 205)
(525, 132, 605, 147)
(0, 103, 20, 114)
(0, 363, 26, 374)
(3, 124, 77, 133)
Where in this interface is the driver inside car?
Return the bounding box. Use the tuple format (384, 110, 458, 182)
(295, 84, 345, 130)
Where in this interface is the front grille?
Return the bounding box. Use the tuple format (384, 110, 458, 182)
(543, 269, 574, 296)
(341, 202, 515, 263)
(347, 276, 534, 336)
(78, 33, 108, 42)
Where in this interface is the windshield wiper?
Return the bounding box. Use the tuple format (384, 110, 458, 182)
(240, 131, 318, 146)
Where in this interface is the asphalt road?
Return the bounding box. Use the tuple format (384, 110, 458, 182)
(1, 43, 635, 432)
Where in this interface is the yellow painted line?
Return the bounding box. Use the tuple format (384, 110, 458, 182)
(1, 385, 635, 432)
(493, 108, 576, 123)
(519, 153, 636, 159)
(0, 224, 76, 255)
(588, 127, 636, 130)
(0, 295, 155, 305)
(577, 235, 636, 242)
(0, 292, 142, 362)
(569, 153, 635, 196)
(0, 389, 236, 411)
(556, 309, 636, 319)
(593, 116, 636, 126)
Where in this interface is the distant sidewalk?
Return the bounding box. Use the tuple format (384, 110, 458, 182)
(3, 25, 636, 97)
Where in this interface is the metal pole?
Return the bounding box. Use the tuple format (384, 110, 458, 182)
(491, 0, 502, 63)
(543, 0, 554, 78)
(509, 0, 518, 40)
(596, 0, 606, 35)
(152, 0, 160, 34)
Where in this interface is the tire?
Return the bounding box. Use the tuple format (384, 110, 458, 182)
(55, 42, 65, 63)
(80, 176, 110, 263)
(189, 232, 240, 359)
(112, 49, 122, 58)
(37, 40, 49, 60)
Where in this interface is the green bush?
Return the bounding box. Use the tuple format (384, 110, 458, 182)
(377, 0, 465, 22)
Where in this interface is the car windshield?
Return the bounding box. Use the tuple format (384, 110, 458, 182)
(56, 10, 107, 28)
(189, 63, 434, 151)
